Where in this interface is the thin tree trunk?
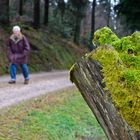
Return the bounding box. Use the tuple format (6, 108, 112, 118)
(90, 0, 96, 50)
(74, 17, 81, 45)
(19, 0, 23, 16)
(33, 0, 40, 28)
(58, 0, 65, 23)
(107, 0, 111, 27)
(70, 57, 140, 140)
(44, 0, 49, 25)
(74, 7, 81, 45)
(91, 0, 96, 41)
(0, 0, 9, 24)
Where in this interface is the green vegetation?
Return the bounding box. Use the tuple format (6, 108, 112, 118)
(93, 27, 119, 46)
(88, 27, 140, 131)
(0, 88, 106, 140)
(0, 26, 83, 75)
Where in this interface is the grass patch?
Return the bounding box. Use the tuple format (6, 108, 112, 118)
(0, 88, 107, 140)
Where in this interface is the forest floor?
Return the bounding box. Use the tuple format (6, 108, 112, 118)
(0, 71, 73, 109)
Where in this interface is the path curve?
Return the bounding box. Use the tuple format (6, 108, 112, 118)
(0, 71, 73, 109)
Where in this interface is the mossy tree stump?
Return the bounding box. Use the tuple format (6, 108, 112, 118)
(70, 57, 140, 140)
(70, 27, 140, 140)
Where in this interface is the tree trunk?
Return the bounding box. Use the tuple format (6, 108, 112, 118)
(19, 0, 23, 16)
(107, 0, 111, 27)
(70, 57, 140, 140)
(33, 0, 40, 28)
(73, 7, 81, 45)
(91, 0, 96, 40)
(0, 0, 9, 24)
(74, 16, 81, 45)
(90, 0, 96, 51)
(44, 0, 49, 26)
(58, 0, 65, 23)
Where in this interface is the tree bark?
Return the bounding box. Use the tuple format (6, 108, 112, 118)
(33, 0, 40, 28)
(107, 0, 111, 27)
(73, 6, 81, 45)
(90, 0, 96, 51)
(91, 0, 96, 40)
(0, 0, 9, 24)
(73, 15, 81, 45)
(58, 0, 65, 23)
(70, 57, 140, 140)
(44, 0, 49, 26)
(19, 0, 23, 16)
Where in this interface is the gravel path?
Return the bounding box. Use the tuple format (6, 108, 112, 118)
(0, 71, 73, 109)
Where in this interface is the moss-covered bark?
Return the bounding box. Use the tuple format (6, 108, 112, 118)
(70, 27, 140, 140)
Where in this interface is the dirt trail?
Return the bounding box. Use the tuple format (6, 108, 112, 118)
(0, 71, 73, 109)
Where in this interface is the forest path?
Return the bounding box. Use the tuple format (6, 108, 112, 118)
(0, 71, 73, 109)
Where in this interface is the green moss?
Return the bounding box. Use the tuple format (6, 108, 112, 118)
(121, 69, 140, 87)
(93, 27, 119, 46)
(112, 32, 140, 54)
(88, 28, 140, 132)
